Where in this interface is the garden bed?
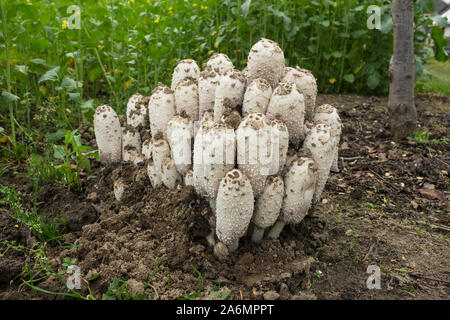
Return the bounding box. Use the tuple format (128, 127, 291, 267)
(0, 93, 448, 300)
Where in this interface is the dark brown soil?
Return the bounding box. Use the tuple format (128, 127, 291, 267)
(0, 93, 448, 300)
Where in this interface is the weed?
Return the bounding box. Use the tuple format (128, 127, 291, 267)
(178, 267, 205, 300)
(102, 277, 146, 300)
(413, 127, 430, 144)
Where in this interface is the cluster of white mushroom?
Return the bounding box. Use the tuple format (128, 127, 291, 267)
(93, 38, 342, 255)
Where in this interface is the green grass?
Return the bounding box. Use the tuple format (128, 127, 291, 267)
(416, 59, 450, 96)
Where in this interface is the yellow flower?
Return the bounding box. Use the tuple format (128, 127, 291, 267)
(169, 6, 173, 16)
(98, 44, 104, 51)
(207, 50, 214, 55)
(39, 86, 47, 95)
(147, 0, 150, 3)
(201, 5, 208, 10)
(155, 16, 160, 23)
(211, 31, 217, 36)
(192, 3, 197, 7)
(333, 2, 338, 7)
(19, 68, 24, 73)
(329, 78, 336, 84)
(214, 41, 219, 48)
(26, 0, 30, 3)
(62, 20, 67, 29)
(124, 79, 134, 89)
(14, 224, 19, 228)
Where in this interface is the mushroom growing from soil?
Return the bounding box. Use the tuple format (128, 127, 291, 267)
(282, 67, 317, 121)
(313, 104, 342, 173)
(148, 83, 175, 138)
(121, 127, 142, 164)
(94, 104, 122, 164)
(216, 169, 254, 252)
(303, 122, 334, 205)
(205, 53, 234, 75)
(236, 113, 274, 198)
(161, 156, 182, 189)
(266, 81, 306, 148)
(151, 137, 171, 185)
(213, 69, 245, 122)
(198, 69, 220, 120)
(193, 121, 236, 201)
(246, 38, 285, 89)
(174, 78, 199, 121)
(268, 152, 317, 239)
(242, 78, 273, 116)
(147, 161, 162, 187)
(251, 175, 284, 242)
(171, 59, 200, 91)
(126, 93, 149, 128)
(167, 115, 194, 176)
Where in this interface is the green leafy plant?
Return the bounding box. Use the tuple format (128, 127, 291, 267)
(52, 130, 93, 191)
(102, 277, 146, 300)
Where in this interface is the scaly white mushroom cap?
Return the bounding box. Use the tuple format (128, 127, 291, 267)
(148, 83, 176, 138)
(283, 67, 317, 121)
(253, 175, 284, 229)
(313, 104, 342, 172)
(216, 169, 254, 249)
(94, 104, 122, 164)
(205, 53, 234, 75)
(266, 81, 306, 147)
(174, 77, 199, 121)
(126, 93, 149, 128)
(198, 69, 220, 119)
(147, 160, 162, 187)
(236, 113, 275, 197)
(242, 78, 273, 116)
(113, 178, 126, 202)
(213, 69, 245, 122)
(167, 115, 194, 176)
(270, 119, 289, 175)
(151, 138, 171, 185)
(193, 122, 236, 199)
(161, 156, 182, 189)
(122, 128, 141, 163)
(279, 154, 317, 225)
(171, 59, 200, 90)
(303, 123, 334, 204)
(246, 38, 285, 89)
(142, 139, 152, 160)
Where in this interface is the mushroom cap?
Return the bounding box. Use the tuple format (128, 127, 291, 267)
(167, 115, 194, 176)
(242, 78, 273, 116)
(313, 104, 342, 138)
(193, 122, 236, 199)
(253, 175, 284, 229)
(148, 83, 176, 139)
(303, 123, 334, 203)
(122, 127, 141, 163)
(236, 113, 274, 197)
(198, 69, 220, 119)
(94, 104, 122, 164)
(174, 77, 199, 121)
(126, 93, 149, 128)
(171, 59, 200, 90)
(283, 67, 317, 121)
(213, 69, 246, 122)
(266, 81, 306, 147)
(216, 169, 254, 246)
(279, 156, 317, 224)
(205, 53, 234, 75)
(246, 38, 285, 89)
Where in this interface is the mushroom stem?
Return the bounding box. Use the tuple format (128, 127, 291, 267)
(206, 230, 216, 247)
(251, 226, 265, 242)
(267, 220, 286, 240)
(227, 239, 239, 252)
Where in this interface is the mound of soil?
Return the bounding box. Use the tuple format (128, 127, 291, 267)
(0, 93, 448, 300)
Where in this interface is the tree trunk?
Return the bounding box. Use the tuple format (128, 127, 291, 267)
(388, 0, 417, 140)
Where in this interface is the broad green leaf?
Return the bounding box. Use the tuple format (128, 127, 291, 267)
(39, 66, 60, 83)
(367, 73, 380, 90)
(241, 0, 251, 18)
(431, 26, 449, 62)
(1, 91, 20, 104)
(53, 145, 66, 160)
(46, 130, 66, 143)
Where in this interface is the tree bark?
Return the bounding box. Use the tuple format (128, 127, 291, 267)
(388, 0, 417, 140)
